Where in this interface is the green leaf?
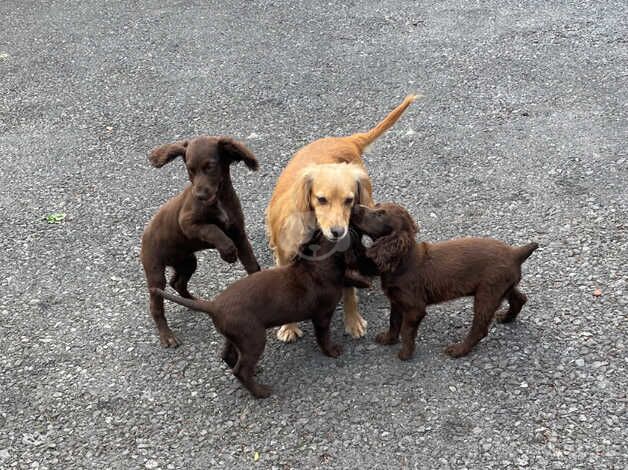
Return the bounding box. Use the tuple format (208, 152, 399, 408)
(45, 213, 66, 223)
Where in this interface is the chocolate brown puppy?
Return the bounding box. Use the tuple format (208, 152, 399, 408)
(141, 135, 260, 348)
(151, 233, 354, 398)
(351, 203, 538, 359)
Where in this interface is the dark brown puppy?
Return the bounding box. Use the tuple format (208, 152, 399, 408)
(351, 203, 538, 359)
(151, 233, 352, 398)
(141, 135, 260, 348)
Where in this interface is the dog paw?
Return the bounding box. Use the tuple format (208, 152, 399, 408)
(159, 330, 181, 348)
(344, 315, 367, 338)
(277, 324, 304, 342)
(495, 311, 516, 324)
(218, 244, 238, 263)
(397, 349, 414, 361)
(325, 343, 343, 358)
(445, 342, 470, 358)
(375, 331, 399, 345)
(251, 383, 272, 399)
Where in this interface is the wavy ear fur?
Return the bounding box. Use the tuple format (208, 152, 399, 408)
(366, 229, 414, 272)
(148, 140, 188, 168)
(294, 167, 314, 213)
(348, 166, 372, 206)
(218, 137, 259, 170)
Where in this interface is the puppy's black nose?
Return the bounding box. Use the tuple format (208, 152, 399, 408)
(330, 226, 346, 239)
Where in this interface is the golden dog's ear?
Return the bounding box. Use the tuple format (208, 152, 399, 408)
(148, 140, 188, 168)
(350, 166, 372, 205)
(295, 167, 315, 212)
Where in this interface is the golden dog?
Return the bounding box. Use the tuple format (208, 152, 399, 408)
(266, 95, 417, 342)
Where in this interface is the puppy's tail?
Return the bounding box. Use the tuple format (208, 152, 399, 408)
(150, 288, 216, 316)
(350, 94, 420, 151)
(515, 242, 539, 263)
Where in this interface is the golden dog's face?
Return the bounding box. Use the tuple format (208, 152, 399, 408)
(297, 163, 371, 241)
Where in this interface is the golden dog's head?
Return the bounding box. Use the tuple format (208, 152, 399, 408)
(295, 163, 371, 241)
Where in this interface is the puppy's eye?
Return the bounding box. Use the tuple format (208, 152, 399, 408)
(344, 197, 354, 206)
(317, 197, 328, 205)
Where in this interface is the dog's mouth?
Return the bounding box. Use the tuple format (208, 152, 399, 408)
(322, 228, 349, 242)
(195, 193, 217, 205)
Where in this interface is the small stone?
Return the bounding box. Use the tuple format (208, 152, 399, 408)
(575, 359, 585, 367)
(145, 459, 159, 469)
(0, 449, 10, 460)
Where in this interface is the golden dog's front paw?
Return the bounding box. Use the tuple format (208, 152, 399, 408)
(277, 324, 304, 343)
(344, 314, 367, 338)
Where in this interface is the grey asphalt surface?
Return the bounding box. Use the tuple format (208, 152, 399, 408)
(1, 0, 627, 468)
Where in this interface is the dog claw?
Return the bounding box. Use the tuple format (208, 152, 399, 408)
(344, 315, 367, 338)
(159, 330, 181, 348)
(277, 325, 304, 342)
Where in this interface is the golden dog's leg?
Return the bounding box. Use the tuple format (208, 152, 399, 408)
(343, 287, 367, 338)
(277, 323, 304, 342)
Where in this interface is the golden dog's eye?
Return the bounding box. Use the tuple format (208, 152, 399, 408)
(344, 197, 354, 206)
(317, 196, 328, 205)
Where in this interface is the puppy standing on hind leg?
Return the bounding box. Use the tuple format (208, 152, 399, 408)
(351, 203, 538, 359)
(141, 135, 260, 348)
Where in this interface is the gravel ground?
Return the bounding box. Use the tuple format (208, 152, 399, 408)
(1, 0, 626, 468)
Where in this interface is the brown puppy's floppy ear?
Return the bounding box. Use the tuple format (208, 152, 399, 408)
(148, 140, 188, 168)
(349, 166, 372, 205)
(294, 167, 315, 212)
(366, 228, 414, 272)
(217, 137, 259, 171)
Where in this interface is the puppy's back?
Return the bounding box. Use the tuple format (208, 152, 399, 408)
(418, 238, 535, 299)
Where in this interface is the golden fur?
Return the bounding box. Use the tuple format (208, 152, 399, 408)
(265, 95, 417, 342)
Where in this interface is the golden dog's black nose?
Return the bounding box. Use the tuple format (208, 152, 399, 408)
(330, 226, 346, 239)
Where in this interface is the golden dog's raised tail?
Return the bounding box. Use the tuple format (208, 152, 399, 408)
(351, 94, 420, 151)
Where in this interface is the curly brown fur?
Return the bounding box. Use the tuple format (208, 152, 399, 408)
(351, 203, 538, 359)
(141, 135, 260, 348)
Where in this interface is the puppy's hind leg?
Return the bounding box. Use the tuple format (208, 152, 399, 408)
(496, 287, 527, 324)
(445, 288, 501, 358)
(232, 330, 271, 398)
(169, 255, 197, 299)
(343, 287, 367, 338)
(145, 264, 180, 348)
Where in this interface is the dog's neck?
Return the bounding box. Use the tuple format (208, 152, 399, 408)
(381, 239, 420, 279)
(294, 237, 347, 283)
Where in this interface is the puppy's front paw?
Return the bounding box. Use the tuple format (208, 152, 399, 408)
(344, 314, 367, 338)
(159, 329, 181, 348)
(375, 330, 399, 345)
(445, 342, 471, 358)
(398, 349, 414, 361)
(251, 383, 272, 399)
(324, 343, 343, 358)
(218, 243, 238, 263)
(277, 324, 303, 343)
(495, 310, 517, 324)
